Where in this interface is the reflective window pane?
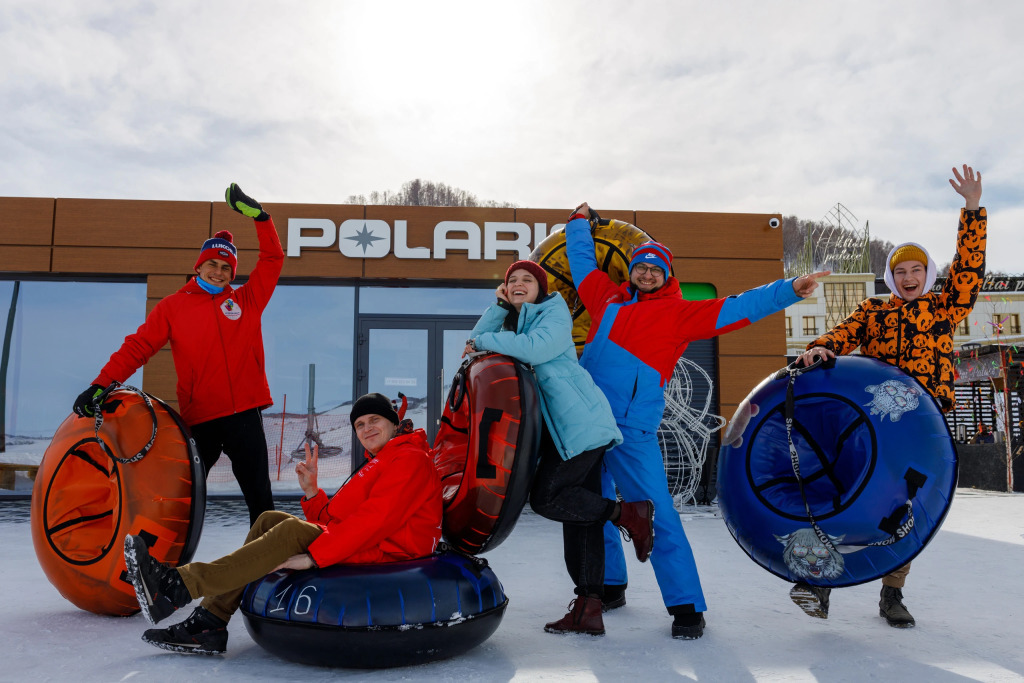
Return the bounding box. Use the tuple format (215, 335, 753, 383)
(260, 285, 355, 414)
(1, 279, 146, 440)
(360, 286, 495, 315)
(368, 328, 429, 429)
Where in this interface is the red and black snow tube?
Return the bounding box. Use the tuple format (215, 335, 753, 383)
(432, 353, 541, 554)
(30, 385, 205, 616)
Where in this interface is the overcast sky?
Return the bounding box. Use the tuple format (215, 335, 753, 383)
(2, 1, 1022, 273)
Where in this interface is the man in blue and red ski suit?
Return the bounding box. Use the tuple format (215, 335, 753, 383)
(565, 203, 826, 639)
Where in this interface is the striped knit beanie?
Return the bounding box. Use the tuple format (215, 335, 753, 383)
(629, 241, 673, 278)
(194, 230, 238, 278)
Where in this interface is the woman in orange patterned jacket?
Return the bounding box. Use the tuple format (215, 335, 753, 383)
(793, 164, 985, 629)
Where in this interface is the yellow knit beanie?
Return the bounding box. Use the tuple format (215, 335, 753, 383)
(889, 245, 928, 271)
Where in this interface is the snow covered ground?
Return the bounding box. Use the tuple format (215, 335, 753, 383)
(3, 489, 1023, 682)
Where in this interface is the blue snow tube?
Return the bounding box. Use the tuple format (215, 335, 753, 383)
(717, 355, 957, 588)
(240, 547, 507, 668)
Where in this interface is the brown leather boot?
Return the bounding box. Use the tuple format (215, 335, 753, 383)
(614, 500, 655, 562)
(544, 596, 605, 635)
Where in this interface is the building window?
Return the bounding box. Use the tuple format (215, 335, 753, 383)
(1, 278, 146, 438)
(987, 313, 1019, 337)
(823, 281, 866, 329)
(803, 316, 818, 336)
(957, 318, 970, 336)
(785, 317, 793, 337)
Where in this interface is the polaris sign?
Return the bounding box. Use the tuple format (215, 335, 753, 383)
(287, 218, 561, 260)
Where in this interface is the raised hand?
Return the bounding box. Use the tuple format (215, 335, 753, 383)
(949, 165, 982, 210)
(225, 183, 270, 221)
(793, 270, 831, 298)
(295, 442, 319, 499)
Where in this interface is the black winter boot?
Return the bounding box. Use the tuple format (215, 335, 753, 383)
(614, 500, 655, 562)
(142, 606, 229, 655)
(602, 584, 627, 612)
(671, 612, 706, 640)
(879, 585, 915, 628)
(124, 535, 192, 625)
(544, 596, 605, 635)
(790, 582, 831, 619)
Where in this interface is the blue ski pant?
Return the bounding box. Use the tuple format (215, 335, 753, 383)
(602, 425, 707, 613)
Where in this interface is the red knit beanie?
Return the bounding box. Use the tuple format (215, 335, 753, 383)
(194, 230, 238, 279)
(504, 260, 548, 298)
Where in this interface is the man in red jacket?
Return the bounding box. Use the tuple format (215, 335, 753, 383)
(123, 393, 444, 655)
(72, 184, 283, 526)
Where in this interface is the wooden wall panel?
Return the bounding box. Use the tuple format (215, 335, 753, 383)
(147, 274, 189, 300)
(362, 205, 521, 280)
(6, 195, 791, 430)
(0, 246, 51, 272)
(278, 250, 364, 279)
(718, 355, 788, 414)
(53, 199, 210, 248)
(52, 247, 199, 275)
(142, 349, 178, 411)
(212, 202, 365, 251)
(0, 197, 54, 246)
(637, 211, 783, 260)
(719, 311, 789, 356)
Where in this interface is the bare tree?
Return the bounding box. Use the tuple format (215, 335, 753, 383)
(347, 179, 516, 208)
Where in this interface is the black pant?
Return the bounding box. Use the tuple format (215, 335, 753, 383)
(529, 427, 615, 596)
(190, 408, 275, 527)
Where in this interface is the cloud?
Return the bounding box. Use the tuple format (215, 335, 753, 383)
(1, 0, 1021, 271)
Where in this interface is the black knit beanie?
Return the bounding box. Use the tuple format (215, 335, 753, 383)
(349, 393, 399, 427)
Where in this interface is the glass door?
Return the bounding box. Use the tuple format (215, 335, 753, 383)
(355, 316, 477, 463)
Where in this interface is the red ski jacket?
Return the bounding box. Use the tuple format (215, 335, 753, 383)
(93, 218, 284, 426)
(301, 429, 443, 567)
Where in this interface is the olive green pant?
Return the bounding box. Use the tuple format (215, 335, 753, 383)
(176, 510, 323, 623)
(882, 562, 911, 589)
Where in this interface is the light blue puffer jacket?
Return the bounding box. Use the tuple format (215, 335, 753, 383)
(471, 293, 622, 460)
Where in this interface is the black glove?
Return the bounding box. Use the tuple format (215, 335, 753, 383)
(225, 183, 270, 221)
(73, 384, 104, 417)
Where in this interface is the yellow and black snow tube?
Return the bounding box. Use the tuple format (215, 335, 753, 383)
(529, 214, 664, 356)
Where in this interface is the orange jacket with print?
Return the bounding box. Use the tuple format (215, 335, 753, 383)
(808, 208, 986, 412)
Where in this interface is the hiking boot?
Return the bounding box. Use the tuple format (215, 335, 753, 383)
(790, 582, 831, 619)
(142, 606, 228, 655)
(614, 500, 655, 562)
(879, 586, 916, 628)
(671, 612, 706, 639)
(602, 584, 626, 612)
(124, 535, 192, 625)
(544, 596, 605, 635)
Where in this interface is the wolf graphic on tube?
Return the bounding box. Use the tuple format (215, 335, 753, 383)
(776, 528, 846, 581)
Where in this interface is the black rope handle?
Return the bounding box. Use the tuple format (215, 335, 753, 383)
(92, 381, 158, 464)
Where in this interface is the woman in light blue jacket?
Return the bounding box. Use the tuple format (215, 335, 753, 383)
(464, 260, 654, 636)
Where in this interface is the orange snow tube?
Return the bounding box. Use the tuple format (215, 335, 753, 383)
(432, 353, 541, 554)
(31, 385, 205, 616)
(529, 213, 665, 356)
